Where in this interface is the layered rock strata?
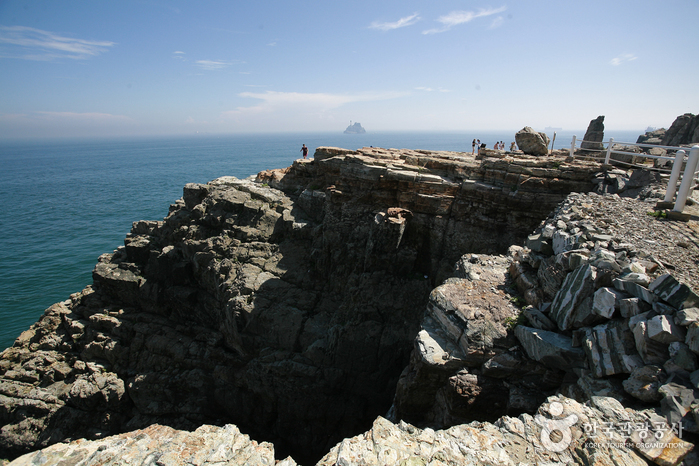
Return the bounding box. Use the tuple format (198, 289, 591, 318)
(0, 146, 673, 464)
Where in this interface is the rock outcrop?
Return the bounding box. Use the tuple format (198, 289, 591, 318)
(581, 115, 605, 151)
(514, 126, 550, 156)
(638, 128, 667, 145)
(343, 122, 366, 134)
(662, 113, 699, 146)
(8, 424, 297, 466)
(635, 113, 699, 148)
(2, 145, 695, 465)
(321, 396, 693, 466)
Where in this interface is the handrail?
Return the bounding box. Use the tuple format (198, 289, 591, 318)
(569, 135, 699, 213)
(674, 145, 699, 212)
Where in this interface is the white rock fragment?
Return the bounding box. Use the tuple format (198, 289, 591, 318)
(647, 314, 685, 344)
(592, 287, 617, 319)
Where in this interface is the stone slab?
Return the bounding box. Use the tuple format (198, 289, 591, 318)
(515, 325, 586, 371)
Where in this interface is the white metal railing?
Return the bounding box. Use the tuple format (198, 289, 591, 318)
(569, 135, 699, 213)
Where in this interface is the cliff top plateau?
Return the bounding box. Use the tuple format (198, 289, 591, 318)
(2, 144, 699, 465)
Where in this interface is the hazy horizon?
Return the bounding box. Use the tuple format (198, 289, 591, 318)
(0, 128, 650, 144)
(1, 1, 697, 139)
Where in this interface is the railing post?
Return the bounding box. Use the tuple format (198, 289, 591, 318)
(673, 145, 699, 212)
(570, 135, 576, 158)
(664, 150, 686, 203)
(604, 138, 614, 164)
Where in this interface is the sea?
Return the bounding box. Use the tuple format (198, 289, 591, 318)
(0, 129, 643, 351)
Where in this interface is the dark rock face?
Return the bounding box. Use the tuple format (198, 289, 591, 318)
(662, 113, 699, 146)
(581, 115, 605, 151)
(0, 148, 601, 463)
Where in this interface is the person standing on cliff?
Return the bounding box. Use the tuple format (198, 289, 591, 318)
(471, 139, 476, 154)
(300, 144, 308, 159)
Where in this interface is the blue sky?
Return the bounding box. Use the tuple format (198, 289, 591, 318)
(0, 0, 697, 139)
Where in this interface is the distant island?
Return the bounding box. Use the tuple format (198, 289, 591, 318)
(344, 121, 366, 134)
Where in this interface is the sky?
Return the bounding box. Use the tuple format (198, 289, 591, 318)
(0, 0, 697, 139)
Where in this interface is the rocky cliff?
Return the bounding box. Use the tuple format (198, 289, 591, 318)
(662, 114, 699, 146)
(0, 146, 599, 462)
(5, 145, 692, 465)
(636, 113, 699, 147)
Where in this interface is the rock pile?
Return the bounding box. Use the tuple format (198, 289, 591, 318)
(390, 190, 699, 465)
(513, 193, 699, 447)
(592, 167, 665, 198)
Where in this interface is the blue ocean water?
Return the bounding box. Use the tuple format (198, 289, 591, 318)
(0, 130, 642, 351)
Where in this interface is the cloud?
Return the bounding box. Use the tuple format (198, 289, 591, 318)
(423, 7, 507, 34)
(0, 25, 115, 60)
(195, 59, 235, 70)
(610, 53, 637, 66)
(415, 86, 450, 92)
(489, 16, 504, 29)
(222, 90, 406, 117)
(33, 111, 131, 121)
(369, 13, 420, 31)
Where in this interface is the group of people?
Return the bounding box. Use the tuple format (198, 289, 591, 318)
(302, 140, 519, 160)
(471, 139, 517, 154)
(471, 139, 482, 154)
